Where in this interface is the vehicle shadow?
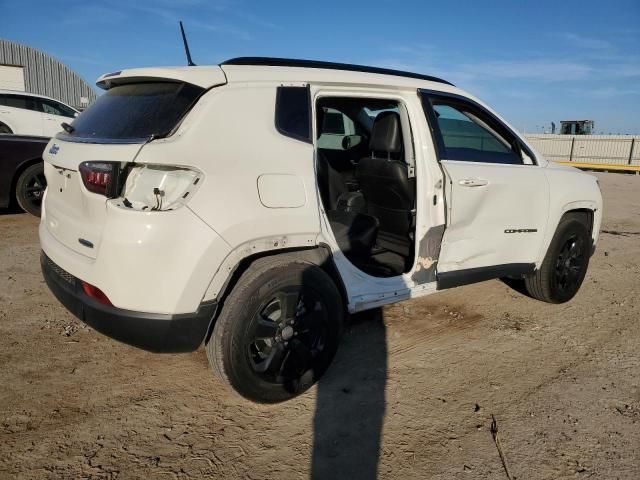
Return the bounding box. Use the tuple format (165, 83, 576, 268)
(0, 206, 24, 216)
(311, 307, 387, 480)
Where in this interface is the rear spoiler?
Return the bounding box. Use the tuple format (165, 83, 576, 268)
(96, 66, 227, 90)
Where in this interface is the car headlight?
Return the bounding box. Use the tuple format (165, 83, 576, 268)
(116, 164, 203, 211)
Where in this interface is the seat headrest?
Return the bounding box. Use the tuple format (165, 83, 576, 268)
(369, 111, 402, 154)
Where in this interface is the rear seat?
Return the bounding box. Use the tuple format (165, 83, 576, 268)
(317, 151, 379, 255)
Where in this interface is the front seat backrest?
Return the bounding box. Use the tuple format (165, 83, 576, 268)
(357, 111, 415, 256)
(369, 111, 403, 158)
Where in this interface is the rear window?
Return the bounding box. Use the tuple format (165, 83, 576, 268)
(63, 82, 204, 143)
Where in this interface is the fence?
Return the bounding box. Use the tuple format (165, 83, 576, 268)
(525, 134, 640, 172)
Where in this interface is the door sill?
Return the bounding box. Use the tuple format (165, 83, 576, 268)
(436, 263, 535, 290)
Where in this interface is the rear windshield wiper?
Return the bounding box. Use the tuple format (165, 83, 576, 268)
(61, 122, 75, 134)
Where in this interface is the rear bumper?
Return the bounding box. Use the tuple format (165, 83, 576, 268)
(39, 188, 231, 315)
(41, 252, 216, 353)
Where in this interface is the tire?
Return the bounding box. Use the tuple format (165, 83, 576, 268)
(15, 163, 46, 217)
(500, 277, 529, 297)
(207, 256, 344, 403)
(0, 123, 12, 134)
(524, 214, 591, 303)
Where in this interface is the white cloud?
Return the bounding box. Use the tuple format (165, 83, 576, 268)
(128, 4, 252, 41)
(188, 19, 252, 41)
(584, 86, 640, 98)
(458, 59, 592, 81)
(556, 32, 612, 50)
(373, 56, 593, 84)
(610, 62, 640, 77)
(62, 4, 127, 26)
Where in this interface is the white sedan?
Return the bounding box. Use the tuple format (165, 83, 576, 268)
(0, 90, 78, 137)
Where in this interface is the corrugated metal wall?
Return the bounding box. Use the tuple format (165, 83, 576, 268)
(526, 134, 640, 168)
(0, 38, 97, 110)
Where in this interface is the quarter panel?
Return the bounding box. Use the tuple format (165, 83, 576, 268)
(135, 84, 322, 249)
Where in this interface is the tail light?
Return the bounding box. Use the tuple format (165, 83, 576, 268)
(79, 161, 120, 197)
(117, 164, 203, 211)
(79, 161, 203, 210)
(81, 281, 112, 306)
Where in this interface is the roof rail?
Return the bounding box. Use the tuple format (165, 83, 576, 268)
(220, 57, 454, 86)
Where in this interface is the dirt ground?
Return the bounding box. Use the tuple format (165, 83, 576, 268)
(0, 171, 639, 480)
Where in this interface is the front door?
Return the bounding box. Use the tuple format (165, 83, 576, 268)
(421, 92, 549, 281)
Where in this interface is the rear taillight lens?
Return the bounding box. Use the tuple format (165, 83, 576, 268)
(81, 281, 112, 306)
(79, 161, 120, 197)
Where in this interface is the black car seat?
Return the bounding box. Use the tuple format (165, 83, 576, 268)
(316, 151, 378, 256)
(356, 111, 415, 256)
(316, 151, 348, 211)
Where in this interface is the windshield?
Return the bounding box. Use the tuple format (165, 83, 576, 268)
(61, 81, 204, 143)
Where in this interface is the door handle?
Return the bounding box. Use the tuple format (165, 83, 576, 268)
(459, 178, 489, 187)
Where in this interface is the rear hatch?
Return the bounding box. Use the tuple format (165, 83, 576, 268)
(43, 142, 143, 258)
(42, 68, 226, 259)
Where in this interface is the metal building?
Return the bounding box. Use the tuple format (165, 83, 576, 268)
(0, 38, 96, 110)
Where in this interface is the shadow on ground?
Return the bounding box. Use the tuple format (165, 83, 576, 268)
(311, 308, 387, 479)
(0, 206, 24, 216)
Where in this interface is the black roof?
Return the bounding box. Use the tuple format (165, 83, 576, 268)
(221, 57, 454, 86)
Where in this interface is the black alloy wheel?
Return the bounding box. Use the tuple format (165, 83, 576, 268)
(16, 163, 47, 217)
(247, 288, 329, 386)
(524, 213, 591, 303)
(553, 234, 586, 296)
(207, 257, 343, 403)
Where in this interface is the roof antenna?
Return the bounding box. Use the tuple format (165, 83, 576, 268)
(179, 21, 196, 66)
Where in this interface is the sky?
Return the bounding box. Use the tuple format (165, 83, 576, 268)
(2, 0, 639, 134)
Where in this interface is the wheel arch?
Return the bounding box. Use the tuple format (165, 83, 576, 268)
(538, 203, 598, 267)
(203, 243, 347, 344)
(525, 206, 595, 303)
(0, 120, 14, 134)
(563, 208, 594, 235)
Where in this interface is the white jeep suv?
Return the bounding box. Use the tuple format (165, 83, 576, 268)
(0, 90, 78, 136)
(39, 58, 602, 402)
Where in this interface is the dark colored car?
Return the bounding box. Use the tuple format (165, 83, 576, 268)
(0, 134, 48, 216)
